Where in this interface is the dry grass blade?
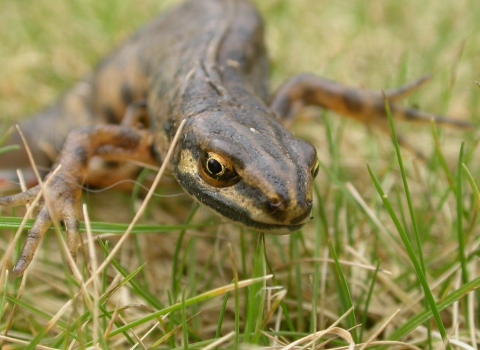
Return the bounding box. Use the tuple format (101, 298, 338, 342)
(467, 266, 477, 349)
(15, 125, 44, 185)
(416, 327, 476, 350)
(83, 203, 100, 348)
(116, 313, 148, 350)
(131, 321, 160, 349)
(345, 182, 409, 262)
(16, 169, 30, 214)
(282, 327, 355, 350)
(260, 288, 286, 330)
(339, 341, 422, 349)
(0, 334, 56, 350)
(103, 299, 121, 341)
(85, 118, 187, 284)
(202, 331, 236, 350)
(148, 319, 182, 348)
(275, 257, 391, 275)
(281, 307, 357, 350)
(359, 309, 401, 350)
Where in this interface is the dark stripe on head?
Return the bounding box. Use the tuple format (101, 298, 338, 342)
(179, 173, 305, 233)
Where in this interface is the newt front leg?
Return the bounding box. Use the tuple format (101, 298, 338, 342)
(270, 74, 472, 130)
(0, 125, 156, 276)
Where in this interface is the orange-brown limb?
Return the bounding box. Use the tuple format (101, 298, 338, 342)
(270, 74, 473, 130)
(0, 125, 156, 276)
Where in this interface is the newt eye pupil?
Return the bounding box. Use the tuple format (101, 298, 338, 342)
(199, 151, 239, 187)
(207, 159, 223, 175)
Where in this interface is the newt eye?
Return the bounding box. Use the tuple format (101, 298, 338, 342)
(311, 159, 320, 178)
(199, 151, 239, 187)
(207, 158, 223, 175)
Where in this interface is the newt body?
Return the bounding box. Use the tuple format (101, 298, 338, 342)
(0, 0, 470, 276)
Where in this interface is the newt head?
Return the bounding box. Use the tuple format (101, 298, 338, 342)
(172, 109, 319, 234)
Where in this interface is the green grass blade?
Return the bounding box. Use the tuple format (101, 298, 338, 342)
(367, 164, 451, 349)
(359, 260, 380, 342)
(97, 239, 163, 308)
(431, 121, 455, 190)
(463, 163, 480, 206)
(245, 235, 267, 344)
(0, 216, 208, 234)
(0, 270, 8, 320)
(182, 287, 188, 350)
(386, 276, 480, 342)
(383, 97, 426, 274)
(108, 275, 271, 338)
(455, 142, 468, 284)
(328, 240, 357, 342)
(0, 145, 20, 155)
(383, 96, 435, 348)
(50, 259, 146, 347)
(312, 184, 327, 332)
(289, 231, 305, 331)
(7, 295, 67, 329)
(215, 291, 230, 345)
(172, 204, 200, 300)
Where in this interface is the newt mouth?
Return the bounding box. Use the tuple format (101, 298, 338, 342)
(196, 192, 312, 234)
(237, 219, 310, 235)
(175, 150, 314, 234)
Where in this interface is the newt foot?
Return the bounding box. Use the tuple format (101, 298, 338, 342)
(0, 124, 156, 276)
(0, 170, 82, 277)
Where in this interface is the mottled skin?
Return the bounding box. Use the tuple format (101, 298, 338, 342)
(0, 0, 471, 276)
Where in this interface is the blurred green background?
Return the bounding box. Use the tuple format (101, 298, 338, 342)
(1, 0, 479, 122)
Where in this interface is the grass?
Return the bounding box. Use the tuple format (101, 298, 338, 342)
(1, 0, 480, 348)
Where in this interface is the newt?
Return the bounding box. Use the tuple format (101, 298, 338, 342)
(0, 0, 471, 276)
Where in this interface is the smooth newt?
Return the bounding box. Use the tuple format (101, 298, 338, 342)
(0, 0, 471, 276)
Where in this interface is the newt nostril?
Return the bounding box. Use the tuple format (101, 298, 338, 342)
(269, 197, 281, 207)
(306, 199, 313, 207)
(268, 196, 284, 211)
